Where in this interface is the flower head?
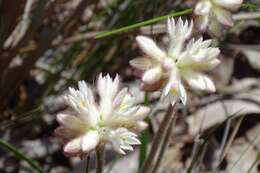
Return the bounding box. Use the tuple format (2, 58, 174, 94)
(130, 17, 220, 105)
(55, 74, 150, 157)
(194, 0, 243, 36)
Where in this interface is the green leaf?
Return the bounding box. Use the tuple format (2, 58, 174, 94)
(0, 139, 47, 173)
(95, 8, 193, 39)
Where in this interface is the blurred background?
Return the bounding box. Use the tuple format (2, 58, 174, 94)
(0, 0, 259, 173)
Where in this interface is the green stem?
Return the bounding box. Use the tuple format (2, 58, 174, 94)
(95, 8, 193, 39)
(96, 147, 105, 173)
(0, 139, 46, 173)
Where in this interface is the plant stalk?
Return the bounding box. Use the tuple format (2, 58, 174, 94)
(151, 111, 177, 173)
(140, 103, 176, 173)
(96, 147, 105, 173)
(85, 155, 90, 173)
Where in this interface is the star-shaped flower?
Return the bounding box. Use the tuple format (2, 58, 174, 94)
(55, 74, 150, 157)
(130, 17, 220, 105)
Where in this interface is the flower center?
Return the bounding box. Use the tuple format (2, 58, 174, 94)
(79, 100, 87, 108)
(170, 87, 178, 95)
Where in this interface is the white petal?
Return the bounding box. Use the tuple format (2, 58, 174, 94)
(163, 67, 179, 96)
(168, 18, 193, 58)
(179, 83, 187, 105)
(136, 36, 166, 61)
(212, 0, 243, 11)
(214, 7, 234, 26)
(81, 131, 100, 153)
(133, 106, 150, 120)
(185, 73, 216, 92)
(162, 57, 175, 71)
(98, 73, 120, 120)
(142, 67, 163, 84)
(176, 18, 193, 40)
(209, 58, 221, 68)
(130, 57, 155, 70)
(57, 113, 86, 131)
(64, 137, 81, 155)
(194, 1, 212, 15)
(120, 144, 134, 151)
(136, 121, 148, 132)
(97, 73, 105, 97)
(54, 127, 79, 140)
(207, 48, 221, 60)
(167, 17, 176, 39)
(111, 140, 126, 154)
(113, 88, 128, 108)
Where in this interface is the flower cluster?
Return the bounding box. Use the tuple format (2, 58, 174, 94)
(55, 74, 150, 157)
(194, 0, 243, 36)
(130, 18, 220, 105)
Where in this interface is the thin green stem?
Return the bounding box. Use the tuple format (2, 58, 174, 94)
(95, 8, 192, 39)
(0, 139, 46, 173)
(96, 147, 105, 173)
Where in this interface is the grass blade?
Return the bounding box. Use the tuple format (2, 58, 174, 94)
(0, 139, 47, 173)
(246, 153, 260, 173)
(95, 8, 192, 39)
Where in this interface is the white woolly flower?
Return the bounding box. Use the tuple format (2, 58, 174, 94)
(55, 74, 150, 157)
(194, 0, 243, 36)
(130, 17, 220, 105)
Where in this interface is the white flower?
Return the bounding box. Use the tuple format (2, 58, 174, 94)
(194, 0, 243, 36)
(55, 74, 150, 157)
(130, 17, 220, 105)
